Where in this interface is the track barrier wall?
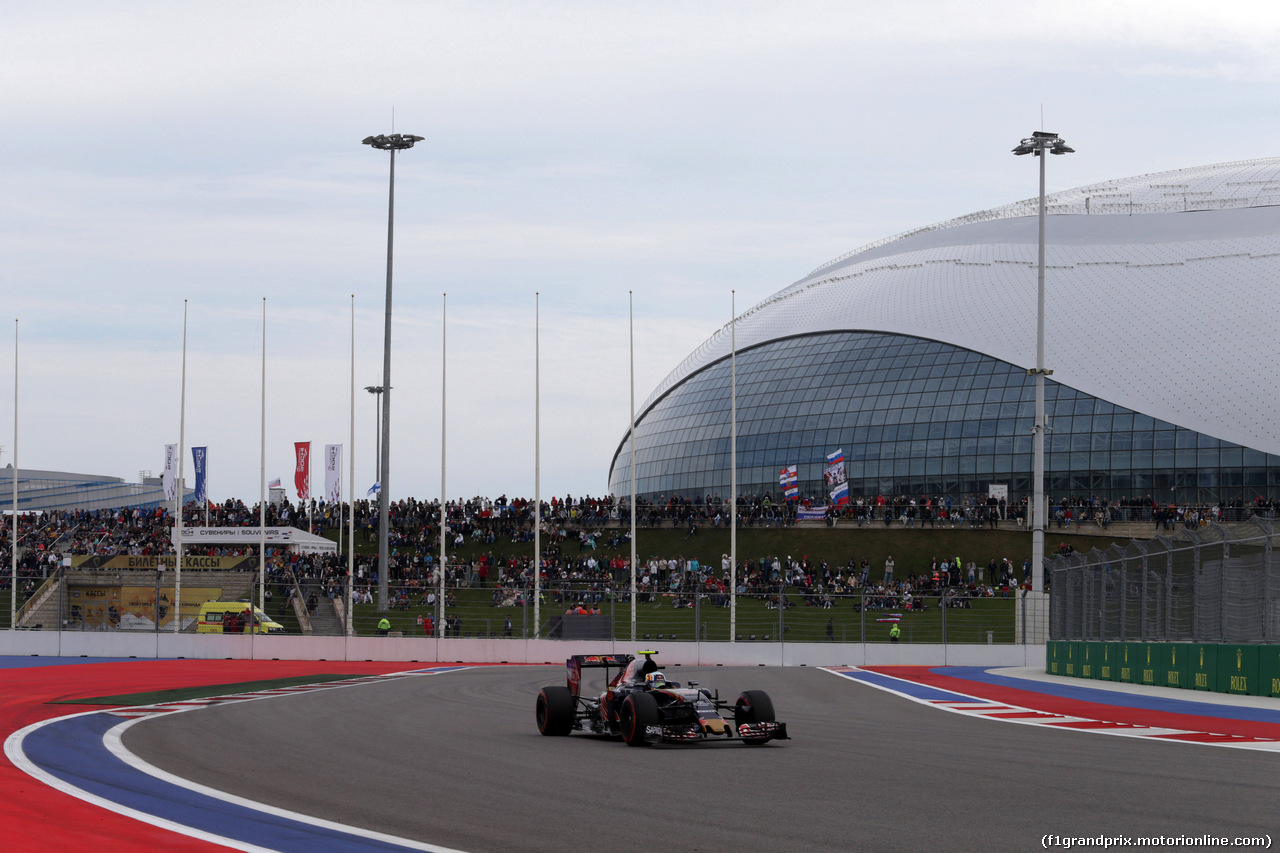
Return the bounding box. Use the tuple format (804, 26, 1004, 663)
(0, 629, 1044, 669)
(1047, 640, 1280, 697)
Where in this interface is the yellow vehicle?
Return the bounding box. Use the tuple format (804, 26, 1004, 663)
(196, 600, 284, 634)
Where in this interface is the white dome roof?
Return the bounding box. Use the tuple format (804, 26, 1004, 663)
(646, 156, 1280, 456)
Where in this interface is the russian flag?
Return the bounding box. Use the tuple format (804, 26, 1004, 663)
(831, 480, 849, 506)
(826, 449, 844, 466)
(779, 465, 799, 500)
(268, 477, 281, 489)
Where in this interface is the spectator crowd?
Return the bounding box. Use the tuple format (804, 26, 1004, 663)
(2, 490, 1268, 612)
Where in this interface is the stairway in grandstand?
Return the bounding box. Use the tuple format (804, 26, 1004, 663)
(308, 596, 344, 636)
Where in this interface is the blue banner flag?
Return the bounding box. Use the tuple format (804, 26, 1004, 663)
(191, 447, 208, 504)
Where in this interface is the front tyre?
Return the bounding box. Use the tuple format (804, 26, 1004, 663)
(735, 690, 775, 725)
(536, 686, 575, 736)
(620, 692, 659, 747)
(735, 689, 775, 746)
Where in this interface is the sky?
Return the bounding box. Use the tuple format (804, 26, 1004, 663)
(2, 1, 1279, 504)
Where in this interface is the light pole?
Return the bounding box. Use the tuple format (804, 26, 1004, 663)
(363, 132, 423, 612)
(364, 385, 384, 480)
(1012, 130, 1073, 593)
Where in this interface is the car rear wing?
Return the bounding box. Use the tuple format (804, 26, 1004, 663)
(566, 654, 634, 697)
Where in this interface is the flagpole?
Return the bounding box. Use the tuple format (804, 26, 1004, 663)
(730, 290, 737, 643)
(11, 319, 17, 631)
(347, 294, 355, 637)
(174, 300, 187, 634)
(533, 292, 541, 640)
(628, 291, 636, 642)
(438, 293, 446, 639)
(258, 297, 266, 649)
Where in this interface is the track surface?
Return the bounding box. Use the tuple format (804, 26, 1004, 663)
(123, 665, 1280, 852)
(0, 658, 415, 852)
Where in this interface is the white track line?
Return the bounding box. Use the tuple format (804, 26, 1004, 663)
(820, 666, 1280, 752)
(6, 668, 474, 852)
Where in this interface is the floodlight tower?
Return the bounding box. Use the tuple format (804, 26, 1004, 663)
(364, 385, 385, 479)
(1012, 130, 1074, 593)
(363, 133, 423, 612)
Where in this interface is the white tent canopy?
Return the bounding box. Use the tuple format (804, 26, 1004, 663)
(173, 526, 337, 555)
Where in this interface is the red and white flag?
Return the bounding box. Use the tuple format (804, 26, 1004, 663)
(294, 442, 311, 500)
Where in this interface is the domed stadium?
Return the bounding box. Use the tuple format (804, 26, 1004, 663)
(609, 157, 1280, 508)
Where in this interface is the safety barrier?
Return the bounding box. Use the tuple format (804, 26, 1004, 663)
(1046, 640, 1280, 697)
(0, 629, 1046, 668)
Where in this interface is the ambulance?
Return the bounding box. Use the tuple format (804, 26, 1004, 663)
(196, 600, 285, 634)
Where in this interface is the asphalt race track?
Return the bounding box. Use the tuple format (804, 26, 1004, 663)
(120, 665, 1279, 853)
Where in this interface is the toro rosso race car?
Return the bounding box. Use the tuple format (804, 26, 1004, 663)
(535, 651, 788, 746)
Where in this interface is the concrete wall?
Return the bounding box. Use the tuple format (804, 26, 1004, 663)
(0, 630, 1044, 668)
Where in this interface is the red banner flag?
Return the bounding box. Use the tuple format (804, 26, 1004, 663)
(294, 442, 311, 500)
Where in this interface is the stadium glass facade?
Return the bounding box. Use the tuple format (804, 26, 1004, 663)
(608, 331, 1280, 506)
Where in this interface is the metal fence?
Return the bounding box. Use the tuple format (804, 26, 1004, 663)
(343, 584, 1019, 644)
(1047, 516, 1280, 643)
(9, 576, 1018, 644)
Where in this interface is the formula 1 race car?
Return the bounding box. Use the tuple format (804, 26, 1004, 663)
(535, 651, 788, 746)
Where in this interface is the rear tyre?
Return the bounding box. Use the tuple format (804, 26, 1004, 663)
(536, 686, 575, 736)
(620, 692, 659, 747)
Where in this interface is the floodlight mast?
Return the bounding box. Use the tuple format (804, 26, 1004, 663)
(1012, 131, 1073, 595)
(364, 385, 385, 479)
(363, 132, 422, 613)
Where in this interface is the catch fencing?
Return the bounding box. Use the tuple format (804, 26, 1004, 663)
(1047, 516, 1280, 643)
(10, 575, 1019, 645)
(344, 585, 1019, 645)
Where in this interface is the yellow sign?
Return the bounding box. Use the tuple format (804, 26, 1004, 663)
(69, 555, 257, 571)
(68, 585, 220, 630)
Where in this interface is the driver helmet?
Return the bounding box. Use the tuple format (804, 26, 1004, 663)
(645, 671, 667, 689)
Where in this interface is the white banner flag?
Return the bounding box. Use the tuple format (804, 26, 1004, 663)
(324, 444, 342, 505)
(162, 443, 178, 503)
